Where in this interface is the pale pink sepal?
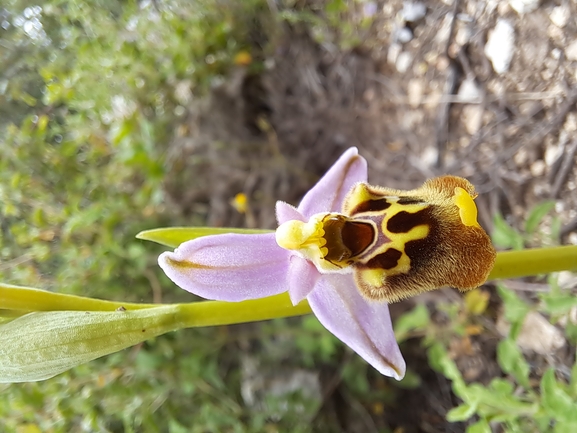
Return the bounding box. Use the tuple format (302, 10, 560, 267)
(158, 233, 290, 302)
(298, 147, 368, 217)
(276, 201, 305, 225)
(308, 274, 406, 380)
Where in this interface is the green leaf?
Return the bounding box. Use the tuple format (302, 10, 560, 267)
(525, 201, 555, 234)
(541, 368, 577, 423)
(554, 421, 577, 433)
(1, 283, 155, 312)
(466, 419, 491, 433)
(447, 403, 477, 422)
(427, 342, 449, 374)
(325, 0, 347, 14)
(562, 321, 577, 344)
(540, 291, 577, 316)
(394, 303, 430, 342)
(136, 227, 272, 248)
(489, 377, 514, 395)
(503, 421, 527, 433)
(535, 414, 553, 432)
(492, 213, 524, 250)
(477, 392, 536, 420)
(497, 338, 530, 388)
(497, 285, 530, 335)
(550, 215, 563, 241)
(0, 305, 183, 383)
(427, 342, 467, 397)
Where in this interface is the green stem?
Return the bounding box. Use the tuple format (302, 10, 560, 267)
(488, 245, 577, 280)
(176, 293, 311, 327)
(175, 245, 577, 326)
(2, 246, 576, 327)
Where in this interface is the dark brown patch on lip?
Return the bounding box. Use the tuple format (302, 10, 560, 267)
(322, 216, 375, 263)
(363, 248, 403, 270)
(322, 216, 350, 262)
(396, 197, 426, 205)
(387, 209, 429, 234)
(342, 221, 375, 257)
(400, 207, 438, 272)
(350, 199, 391, 215)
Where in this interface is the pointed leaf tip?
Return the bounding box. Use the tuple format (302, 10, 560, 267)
(136, 227, 272, 248)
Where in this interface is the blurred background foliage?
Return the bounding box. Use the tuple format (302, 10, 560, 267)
(1, 0, 266, 300)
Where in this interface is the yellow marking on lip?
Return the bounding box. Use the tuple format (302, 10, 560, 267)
(361, 268, 386, 288)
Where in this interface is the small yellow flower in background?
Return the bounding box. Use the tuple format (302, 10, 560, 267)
(464, 289, 490, 316)
(231, 192, 248, 214)
(233, 50, 252, 66)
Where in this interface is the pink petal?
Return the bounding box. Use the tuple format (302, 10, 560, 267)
(287, 256, 320, 305)
(298, 147, 368, 217)
(276, 201, 305, 225)
(307, 274, 406, 380)
(159, 233, 290, 301)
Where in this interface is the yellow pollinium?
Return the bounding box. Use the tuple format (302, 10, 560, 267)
(453, 187, 480, 228)
(275, 218, 328, 256)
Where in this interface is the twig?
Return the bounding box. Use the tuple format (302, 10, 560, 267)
(435, 0, 464, 169)
(551, 139, 577, 198)
(342, 389, 379, 433)
(443, 0, 462, 58)
(435, 62, 460, 170)
(500, 280, 551, 293)
(495, 90, 577, 164)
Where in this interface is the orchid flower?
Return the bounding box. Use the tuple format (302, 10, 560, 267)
(159, 148, 406, 379)
(2, 147, 576, 383)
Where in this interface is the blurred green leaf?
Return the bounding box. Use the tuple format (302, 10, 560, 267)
(492, 213, 524, 250)
(525, 201, 556, 235)
(497, 285, 530, 337)
(550, 216, 563, 241)
(553, 420, 577, 433)
(447, 403, 477, 422)
(567, 322, 577, 344)
(539, 291, 577, 316)
(394, 303, 430, 342)
(427, 342, 467, 397)
(489, 377, 514, 395)
(326, 0, 347, 14)
(466, 419, 491, 433)
(541, 369, 577, 423)
(497, 338, 530, 389)
(136, 227, 271, 248)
